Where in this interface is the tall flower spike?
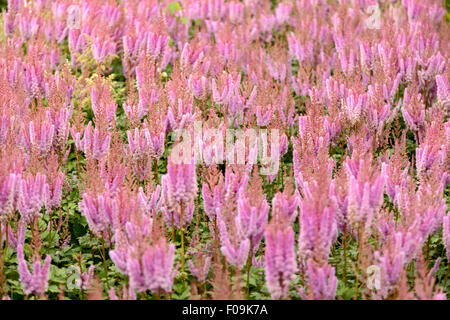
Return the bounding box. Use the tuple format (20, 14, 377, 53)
(443, 214, 450, 262)
(0, 173, 19, 223)
(72, 122, 111, 161)
(236, 168, 269, 253)
(271, 177, 300, 224)
(264, 215, 297, 300)
(78, 192, 118, 238)
(91, 78, 118, 125)
(301, 260, 337, 300)
(127, 239, 177, 294)
(24, 120, 55, 157)
(346, 155, 385, 236)
(45, 169, 64, 212)
(161, 153, 197, 213)
(201, 165, 224, 221)
(17, 222, 51, 297)
(17, 173, 47, 224)
(217, 216, 250, 270)
(46, 106, 72, 151)
(297, 148, 337, 266)
(126, 127, 153, 180)
(187, 240, 212, 284)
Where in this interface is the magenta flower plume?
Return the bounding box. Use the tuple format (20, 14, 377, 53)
(17, 224, 51, 297)
(127, 239, 177, 294)
(346, 156, 385, 235)
(45, 170, 64, 211)
(202, 176, 224, 221)
(444, 214, 450, 262)
(187, 240, 212, 284)
(72, 122, 111, 161)
(301, 260, 337, 300)
(217, 216, 250, 270)
(264, 217, 297, 300)
(22, 120, 55, 157)
(236, 194, 269, 252)
(161, 153, 197, 224)
(271, 189, 300, 224)
(298, 180, 337, 265)
(79, 192, 118, 238)
(46, 106, 72, 151)
(126, 127, 153, 180)
(235, 168, 269, 254)
(0, 173, 19, 222)
(17, 173, 47, 224)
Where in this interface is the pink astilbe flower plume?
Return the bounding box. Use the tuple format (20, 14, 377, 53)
(78, 191, 118, 239)
(90, 77, 118, 126)
(72, 122, 111, 161)
(127, 237, 177, 294)
(297, 147, 337, 266)
(17, 173, 47, 224)
(444, 214, 450, 263)
(187, 238, 212, 284)
(161, 148, 197, 228)
(115, 215, 177, 295)
(401, 85, 426, 134)
(17, 223, 51, 297)
(299, 260, 337, 300)
(125, 127, 154, 181)
(21, 118, 55, 158)
(0, 172, 19, 223)
(382, 134, 409, 203)
(271, 174, 300, 224)
(216, 166, 250, 269)
(201, 164, 224, 222)
(264, 214, 297, 300)
(236, 167, 269, 254)
(345, 148, 385, 236)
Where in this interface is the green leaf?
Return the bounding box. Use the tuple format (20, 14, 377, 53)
(168, 2, 181, 15)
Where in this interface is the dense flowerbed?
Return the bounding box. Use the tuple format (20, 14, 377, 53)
(0, 0, 449, 300)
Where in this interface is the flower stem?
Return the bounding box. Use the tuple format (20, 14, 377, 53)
(343, 225, 347, 285)
(246, 240, 253, 298)
(101, 238, 110, 290)
(180, 204, 185, 284)
(171, 212, 175, 243)
(47, 211, 53, 255)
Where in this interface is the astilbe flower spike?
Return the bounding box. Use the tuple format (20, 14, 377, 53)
(300, 260, 337, 300)
(443, 214, 450, 262)
(78, 191, 118, 239)
(201, 165, 224, 222)
(216, 167, 250, 270)
(17, 223, 51, 297)
(271, 176, 300, 224)
(23, 120, 55, 157)
(187, 239, 212, 285)
(161, 151, 197, 207)
(0, 173, 19, 223)
(161, 152, 197, 227)
(161, 149, 197, 279)
(17, 173, 47, 224)
(297, 147, 337, 266)
(264, 215, 297, 300)
(236, 168, 269, 254)
(72, 122, 111, 161)
(345, 151, 385, 236)
(127, 238, 177, 294)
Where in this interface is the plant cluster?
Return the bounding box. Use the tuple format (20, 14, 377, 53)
(0, 0, 448, 300)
